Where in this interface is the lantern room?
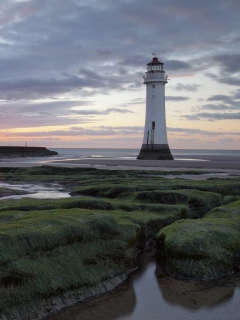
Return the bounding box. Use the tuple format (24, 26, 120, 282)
(147, 57, 164, 72)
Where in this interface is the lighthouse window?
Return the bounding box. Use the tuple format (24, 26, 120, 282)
(152, 85, 155, 88)
(152, 95, 155, 99)
(152, 122, 155, 129)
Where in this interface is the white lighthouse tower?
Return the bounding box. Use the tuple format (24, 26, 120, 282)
(137, 56, 173, 160)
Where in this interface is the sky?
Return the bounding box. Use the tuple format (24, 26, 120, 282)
(0, 0, 240, 150)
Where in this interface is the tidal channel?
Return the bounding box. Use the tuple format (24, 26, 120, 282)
(46, 253, 240, 320)
(0, 182, 71, 200)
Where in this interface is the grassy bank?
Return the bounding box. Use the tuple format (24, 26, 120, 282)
(0, 166, 240, 318)
(157, 200, 240, 280)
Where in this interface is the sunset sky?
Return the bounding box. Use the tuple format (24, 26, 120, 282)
(0, 0, 239, 149)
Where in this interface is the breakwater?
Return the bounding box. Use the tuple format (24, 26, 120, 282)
(0, 146, 58, 158)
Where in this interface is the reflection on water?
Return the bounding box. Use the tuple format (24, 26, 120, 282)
(46, 253, 240, 320)
(0, 182, 70, 200)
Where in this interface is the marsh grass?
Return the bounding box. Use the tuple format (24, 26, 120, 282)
(0, 187, 28, 198)
(157, 200, 240, 279)
(0, 208, 142, 315)
(0, 166, 240, 318)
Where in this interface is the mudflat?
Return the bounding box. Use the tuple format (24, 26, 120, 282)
(0, 153, 240, 172)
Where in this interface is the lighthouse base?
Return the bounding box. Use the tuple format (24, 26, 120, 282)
(137, 144, 174, 160)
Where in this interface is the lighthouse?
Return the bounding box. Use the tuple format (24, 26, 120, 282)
(137, 56, 173, 160)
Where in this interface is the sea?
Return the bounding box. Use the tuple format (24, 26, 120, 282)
(51, 148, 240, 162)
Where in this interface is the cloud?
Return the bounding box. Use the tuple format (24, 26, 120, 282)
(1, 125, 143, 139)
(193, 91, 240, 113)
(233, 89, 240, 99)
(0, 71, 134, 100)
(1, 124, 239, 147)
(214, 76, 240, 86)
(0, 99, 133, 129)
(197, 103, 239, 111)
(166, 96, 189, 101)
(174, 138, 197, 143)
(164, 60, 191, 71)
(207, 95, 234, 104)
(73, 107, 133, 115)
(207, 54, 240, 86)
(184, 112, 240, 121)
(174, 84, 201, 92)
(219, 138, 234, 142)
(167, 127, 240, 136)
(0, 0, 240, 146)
(212, 54, 240, 73)
(97, 125, 143, 130)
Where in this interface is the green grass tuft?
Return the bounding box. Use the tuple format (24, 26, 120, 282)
(0, 166, 240, 317)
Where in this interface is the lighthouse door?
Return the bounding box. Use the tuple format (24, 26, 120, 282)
(150, 121, 155, 144)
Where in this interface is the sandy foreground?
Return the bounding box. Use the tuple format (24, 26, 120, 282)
(0, 153, 240, 179)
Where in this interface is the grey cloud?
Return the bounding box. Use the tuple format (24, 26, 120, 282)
(0, 98, 133, 130)
(2, 125, 142, 138)
(183, 115, 201, 120)
(20, 101, 93, 113)
(217, 77, 240, 86)
(196, 90, 240, 111)
(0, 112, 93, 129)
(79, 69, 103, 80)
(207, 54, 240, 86)
(219, 138, 234, 142)
(0, 72, 132, 100)
(212, 54, 240, 73)
(105, 108, 133, 114)
(207, 95, 234, 104)
(174, 84, 201, 92)
(98, 125, 143, 130)
(2, 128, 118, 137)
(174, 138, 197, 143)
(119, 55, 148, 68)
(0, 76, 97, 100)
(2, 1, 239, 76)
(205, 72, 240, 86)
(166, 96, 189, 101)
(197, 103, 240, 111)
(165, 60, 191, 71)
(184, 112, 240, 121)
(121, 98, 145, 106)
(73, 108, 133, 115)
(168, 127, 208, 134)
(233, 90, 240, 99)
(167, 126, 240, 136)
(0, 100, 93, 117)
(0, 0, 239, 132)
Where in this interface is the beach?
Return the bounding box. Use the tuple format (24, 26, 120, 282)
(1, 150, 240, 179)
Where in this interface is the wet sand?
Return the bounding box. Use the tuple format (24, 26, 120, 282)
(0, 153, 240, 175)
(50, 153, 240, 170)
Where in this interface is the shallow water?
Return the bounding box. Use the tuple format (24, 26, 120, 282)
(0, 182, 71, 200)
(46, 256, 240, 320)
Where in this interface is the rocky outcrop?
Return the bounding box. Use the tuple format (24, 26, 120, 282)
(0, 146, 58, 158)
